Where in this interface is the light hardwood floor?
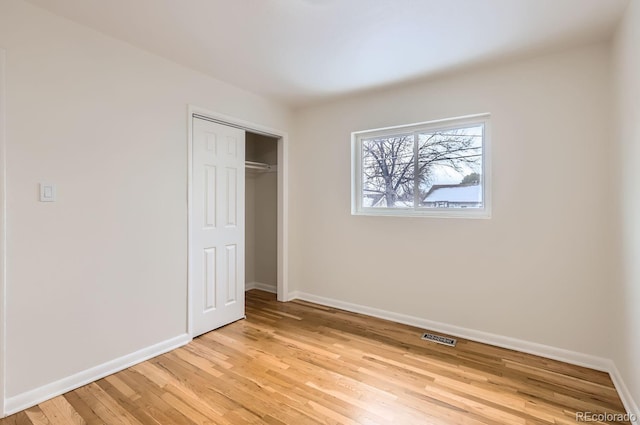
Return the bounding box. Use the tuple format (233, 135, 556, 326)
(1, 290, 630, 424)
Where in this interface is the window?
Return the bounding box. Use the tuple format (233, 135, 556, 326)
(351, 114, 490, 218)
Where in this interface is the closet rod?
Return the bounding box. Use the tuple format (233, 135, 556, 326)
(245, 160, 272, 171)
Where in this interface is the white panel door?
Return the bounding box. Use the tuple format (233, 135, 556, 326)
(192, 117, 245, 337)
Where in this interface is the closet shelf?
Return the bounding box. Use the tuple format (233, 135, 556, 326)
(245, 160, 276, 172)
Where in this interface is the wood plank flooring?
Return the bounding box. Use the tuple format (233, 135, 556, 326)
(1, 290, 630, 424)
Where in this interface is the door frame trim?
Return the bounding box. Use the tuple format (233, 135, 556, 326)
(0, 49, 7, 417)
(187, 105, 290, 337)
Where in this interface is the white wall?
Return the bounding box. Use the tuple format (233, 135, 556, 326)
(0, 0, 290, 400)
(291, 43, 616, 357)
(613, 0, 640, 408)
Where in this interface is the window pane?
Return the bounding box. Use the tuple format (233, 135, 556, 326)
(361, 135, 415, 208)
(417, 125, 483, 209)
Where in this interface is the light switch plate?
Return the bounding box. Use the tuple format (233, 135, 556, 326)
(39, 183, 56, 202)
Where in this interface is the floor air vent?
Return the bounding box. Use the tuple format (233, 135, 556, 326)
(421, 332, 457, 347)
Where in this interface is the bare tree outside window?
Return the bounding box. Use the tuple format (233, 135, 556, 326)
(362, 135, 414, 208)
(361, 124, 484, 209)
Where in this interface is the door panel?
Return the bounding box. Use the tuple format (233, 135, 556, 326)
(192, 118, 245, 337)
(225, 244, 237, 304)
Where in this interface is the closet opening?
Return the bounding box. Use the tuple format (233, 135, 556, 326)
(245, 132, 278, 295)
(187, 106, 289, 337)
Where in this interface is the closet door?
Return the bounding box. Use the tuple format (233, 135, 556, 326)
(191, 117, 245, 337)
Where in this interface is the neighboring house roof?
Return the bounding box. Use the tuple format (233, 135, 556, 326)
(423, 183, 482, 203)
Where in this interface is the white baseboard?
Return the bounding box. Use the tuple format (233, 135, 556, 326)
(245, 281, 277, 294)
(4, 333, 191, 417)
(288, 290, 638, 419)
(607, 361, 640, 421)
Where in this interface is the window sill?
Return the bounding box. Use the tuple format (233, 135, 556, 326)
(351, 208, 491, 219)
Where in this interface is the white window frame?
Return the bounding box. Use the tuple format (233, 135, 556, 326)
(351, 113, 491, 219)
